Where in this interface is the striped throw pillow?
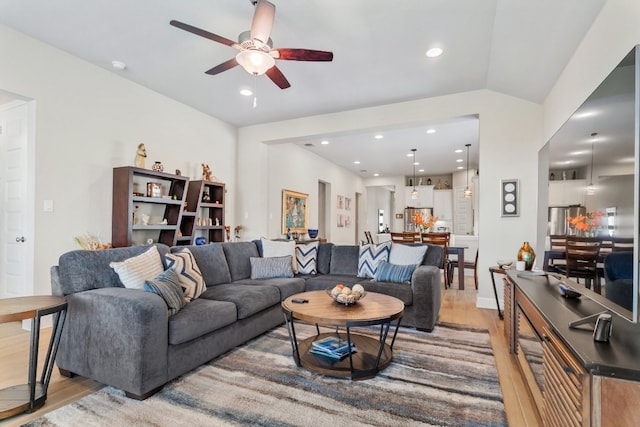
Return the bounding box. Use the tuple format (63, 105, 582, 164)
(296, 241, 319, 275)
(250, 256, 294, 279)
(109, 246, 164, 289)
(373, 261, 417, 284)
(143, 269, 186, 316)
(165, 249, 205, 301)
(357, 241, 392, 279)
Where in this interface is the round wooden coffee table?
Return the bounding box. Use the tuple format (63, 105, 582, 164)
(282, 290, 404, 380)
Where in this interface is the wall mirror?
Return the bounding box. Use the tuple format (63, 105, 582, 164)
(542, 45, 639, 323)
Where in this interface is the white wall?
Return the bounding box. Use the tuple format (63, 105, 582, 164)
(264, 142, 364, 244)
(0, 25, 237, 296)
(239, 90, 543, 310)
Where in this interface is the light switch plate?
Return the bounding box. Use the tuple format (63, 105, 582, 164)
(43, 199, 54, 212)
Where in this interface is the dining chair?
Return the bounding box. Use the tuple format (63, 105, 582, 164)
(547, 234, 567, 273)
(448, 249, 478, 289)
(612, 236, 634, 252)
(421, 232, 450, 287)
(560, 236, 602, 293)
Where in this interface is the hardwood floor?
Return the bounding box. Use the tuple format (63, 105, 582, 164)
(1, 277, 541, 426)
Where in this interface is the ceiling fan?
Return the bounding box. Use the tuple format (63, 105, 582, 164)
(170, 0, 333, 89)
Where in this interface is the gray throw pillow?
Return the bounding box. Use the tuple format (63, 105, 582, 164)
(250, 256, 294, 279)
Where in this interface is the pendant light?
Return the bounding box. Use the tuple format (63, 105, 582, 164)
(587, 132, 596, 195)
(464, 144, 473, 198)
(411, 148, 418, 200)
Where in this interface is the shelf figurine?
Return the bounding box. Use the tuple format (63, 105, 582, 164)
(135, 143, 147, 169)
(202, 163, 213, 182)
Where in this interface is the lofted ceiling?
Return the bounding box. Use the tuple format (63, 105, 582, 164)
(0, 0, 607, 177)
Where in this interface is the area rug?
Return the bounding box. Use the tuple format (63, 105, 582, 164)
(24, 323, 506, 426)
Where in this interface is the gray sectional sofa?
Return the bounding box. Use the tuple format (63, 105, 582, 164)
(51, 240, 443, 399)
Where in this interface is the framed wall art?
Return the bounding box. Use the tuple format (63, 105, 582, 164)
(500, 179, 519, 217)
(282, 189, 309, 233)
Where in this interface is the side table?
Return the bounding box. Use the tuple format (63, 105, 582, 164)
(488, 267, 507, 319)
(0, 296, 67, 419)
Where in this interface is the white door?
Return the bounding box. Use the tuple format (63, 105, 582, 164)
(1, 100, 35, 298)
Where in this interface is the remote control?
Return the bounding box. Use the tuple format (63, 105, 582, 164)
(291, 298, 308, 303)
(559, 284, 582, 299)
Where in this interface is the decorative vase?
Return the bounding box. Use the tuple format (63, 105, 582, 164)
(517, 241, 536, 271)
(152, 161, 164, 172)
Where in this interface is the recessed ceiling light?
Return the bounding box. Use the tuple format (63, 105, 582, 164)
(457, 166, 464, 170)
(374, 134, 384, 139)
(353, 160, 361, 165)
(321, 140, 329, 145)
(418, 169, 425, 172)
(111, 60, 127, 70)
(456, 159, 463, 163)
(406, 153, 414, 157)
(426, 129, 436, 134)
(413, 162, 420, 166)
(240, 88, 253, 96)
(455, 149, 463, 153)
(374, 173, 379, 177)
(426, 47, 443, 58)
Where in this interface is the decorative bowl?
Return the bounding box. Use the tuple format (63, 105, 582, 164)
(327, 284, 366, 305)
(307, 228, 319, 239)
(497, 260, 513, 269)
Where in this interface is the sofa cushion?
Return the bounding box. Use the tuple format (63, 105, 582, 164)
(232, 277, 306, 300)
(109, 246, 165, 289)
(357, 242, 392, 278)
(304, 274, 360, 291)
(165, 249, 205, 301)
(329, 245, 359, 275)
(296, 241, 319, 275)
(222, 242, 260, 281)
(389, 243, 428, 266)
(373, 261, 416, 284)
(316, 243, 334, 274)
(200, 283, 280, 320)
(143, 269, 186, 316)
(167, 298, 237, 345)
(250, 256, 294, 279)
(173, 244, 231, 286)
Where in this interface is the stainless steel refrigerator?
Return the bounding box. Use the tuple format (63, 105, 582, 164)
(404, 208, 433, 232)
(548, 206, 586, 235)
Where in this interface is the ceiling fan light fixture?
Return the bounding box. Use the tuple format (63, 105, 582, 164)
(236, 49, 275, 75)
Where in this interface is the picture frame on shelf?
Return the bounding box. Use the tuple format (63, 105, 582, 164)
(146, 182, 162, 198)
(500, 179, 519, 217)
(282, 189, 309, 234)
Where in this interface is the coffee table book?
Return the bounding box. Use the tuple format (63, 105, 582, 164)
(310, 336, 356, 359)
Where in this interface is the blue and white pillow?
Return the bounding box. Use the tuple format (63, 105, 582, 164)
(296, 241, 319, 275)
(389, 243, 428, 266)
(374, 261, 417, 284)
(143, 269, 186, 316)
(250, 256, 294, 279)
(165, 249, 205, 302)
(357, 241, 392, 279)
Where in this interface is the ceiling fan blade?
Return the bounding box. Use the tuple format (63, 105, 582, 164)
(266, 66, 291, 89)
(170, 20, 237, 48)
(272, 48, 333, 62)
(205, 58, 239, 75)
(250, 0, 275, 47)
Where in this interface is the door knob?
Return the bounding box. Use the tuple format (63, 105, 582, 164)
(16, 236, 25, 243)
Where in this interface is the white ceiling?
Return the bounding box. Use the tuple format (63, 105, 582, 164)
(0, 0, 607, 177)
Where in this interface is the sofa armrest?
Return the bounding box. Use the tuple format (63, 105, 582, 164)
(57, 287, 169, 396)
(410, 265, 442, 330)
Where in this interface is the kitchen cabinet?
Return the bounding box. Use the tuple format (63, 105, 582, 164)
(432, 189, 453, 221)
(548, 179, 586, 206)
(404, 185, 434, 208)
